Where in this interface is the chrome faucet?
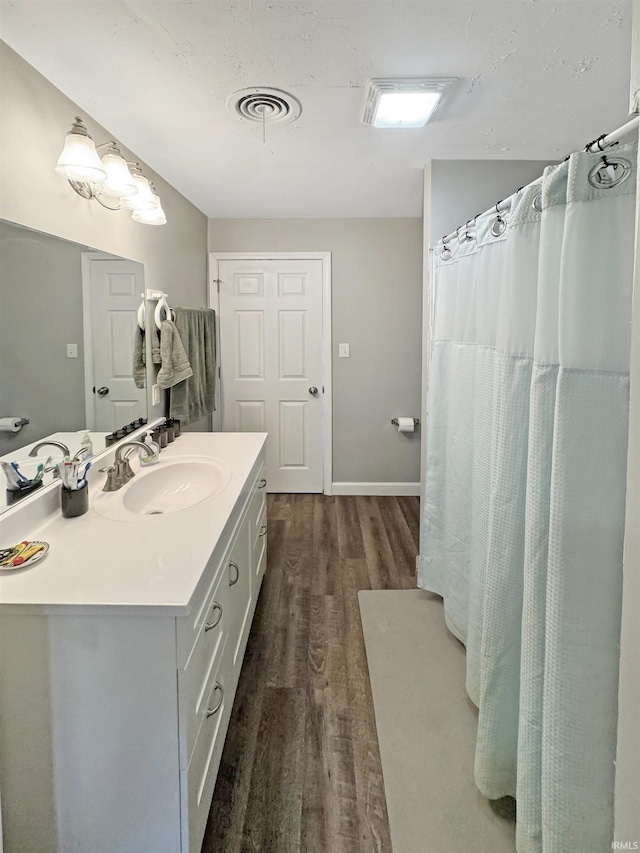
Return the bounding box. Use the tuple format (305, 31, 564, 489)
(29, 440, 70, 458)
(100, 440, 159, 492)
(28, 441, 71, 479)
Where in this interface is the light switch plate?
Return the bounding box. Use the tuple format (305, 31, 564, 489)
(152, 384, 160, 406)
(339, 343, 350, 358)
(66, 343, 78, 359)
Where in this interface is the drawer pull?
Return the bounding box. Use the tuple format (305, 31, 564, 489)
(229, 561, 240, 586)
(204, 602, 222, 631)
(206, 683, 224, 717)
(259, 525, 267, 537)
(257, 478, 267, 489)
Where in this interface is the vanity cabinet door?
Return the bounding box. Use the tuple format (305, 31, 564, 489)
(181, 637, 230, 853)
(226, 515, 253, 688)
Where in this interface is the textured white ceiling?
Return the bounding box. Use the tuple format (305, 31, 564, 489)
(0, 0, 634, 217)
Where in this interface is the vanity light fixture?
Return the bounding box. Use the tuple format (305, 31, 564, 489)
(55, 117, 167, 225)
(55, 116, 107, 182)
(131, 184, 167, 225)
(119, 165, 158, 211)
(97, 143, 138, 199)
(362, 78, 457, 128)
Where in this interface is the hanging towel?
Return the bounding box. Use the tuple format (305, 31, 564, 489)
(156, 320, 193, 390)
(133, 326, 146, 389)
(169, 307, 216, 426)
(151, 329, 162, 364)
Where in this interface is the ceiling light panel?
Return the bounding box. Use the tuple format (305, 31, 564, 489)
(363, 78, 457, 128)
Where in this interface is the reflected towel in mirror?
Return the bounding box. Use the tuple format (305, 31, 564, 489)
(133, 327, 146, 389)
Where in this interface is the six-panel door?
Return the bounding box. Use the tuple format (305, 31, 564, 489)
(219, 259, 324, 492)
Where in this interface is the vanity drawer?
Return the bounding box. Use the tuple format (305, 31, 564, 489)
(181, 638, 230, 853)
(178, 568, 228, 768)
(227, 515, 253, 685)
(176, 554, 227, 670)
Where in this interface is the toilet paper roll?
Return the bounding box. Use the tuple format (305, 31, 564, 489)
(396, 417, 415, 433)
(0, 418, 22, 433)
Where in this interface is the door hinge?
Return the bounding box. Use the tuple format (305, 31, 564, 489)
(218, 366, 221, 379)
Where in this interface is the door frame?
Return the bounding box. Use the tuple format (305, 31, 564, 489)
(209, 251, 333, 496)
(81, 252, 114, 430)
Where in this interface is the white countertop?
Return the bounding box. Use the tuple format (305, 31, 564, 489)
(0, 433, 267, 615)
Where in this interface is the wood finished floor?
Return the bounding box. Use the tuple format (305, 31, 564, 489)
(202, 494, 420, 853)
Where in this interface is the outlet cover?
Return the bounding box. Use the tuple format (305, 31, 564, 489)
(339, 343, 350, 358)
(66, 343, 78, 358)
(152, 384, 160, 406)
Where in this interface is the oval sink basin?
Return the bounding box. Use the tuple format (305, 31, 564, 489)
(93, 457, 232, 521)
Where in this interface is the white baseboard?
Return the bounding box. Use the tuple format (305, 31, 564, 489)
(331, 482, 421, 497)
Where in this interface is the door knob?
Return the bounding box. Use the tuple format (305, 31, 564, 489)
(309, 386, 318, 396)
(95, 386, 110, 396)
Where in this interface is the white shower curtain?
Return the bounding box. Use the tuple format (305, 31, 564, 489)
(419, 142, 637, 853)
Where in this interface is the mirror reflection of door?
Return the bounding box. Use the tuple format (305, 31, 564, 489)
(82, 255, 146, 432)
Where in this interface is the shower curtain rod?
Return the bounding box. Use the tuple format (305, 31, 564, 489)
(437, 113, 639, 247)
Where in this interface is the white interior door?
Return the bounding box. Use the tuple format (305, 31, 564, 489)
(85, 257, 146, 431)
(218, 258, 325, 493)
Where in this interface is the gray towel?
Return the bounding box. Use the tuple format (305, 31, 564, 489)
(169, 308, 216, 426)
(151, 329, 161, 364)
(156, 320, 194, 390)
(133, 326, 146, 389)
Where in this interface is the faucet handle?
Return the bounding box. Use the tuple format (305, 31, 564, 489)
(115, 457, 135, 485)
(99, 466, 120, 493)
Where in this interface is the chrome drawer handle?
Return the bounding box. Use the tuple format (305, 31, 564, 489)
(257, 478, 267, 489)
(229, 561, 240, 586)
(206, 682, 224, 717)
(204, 602, 222, 631)
(258, 525, 267, 537)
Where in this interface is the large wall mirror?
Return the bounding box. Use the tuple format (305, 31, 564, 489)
(0, 220, 149, 514)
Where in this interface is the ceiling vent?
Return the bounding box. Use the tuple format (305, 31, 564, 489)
(226, 87, 302, 125)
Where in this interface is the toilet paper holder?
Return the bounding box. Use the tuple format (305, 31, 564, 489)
(0, 417, 29, 434)
(391, 418, 420, 427)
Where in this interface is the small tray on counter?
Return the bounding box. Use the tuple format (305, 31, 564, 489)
(0, 541, 49, 571)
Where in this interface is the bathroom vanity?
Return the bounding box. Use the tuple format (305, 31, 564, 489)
(0, 432, 268, 853)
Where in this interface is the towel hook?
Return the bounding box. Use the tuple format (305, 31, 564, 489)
(154, 294, 174, 330)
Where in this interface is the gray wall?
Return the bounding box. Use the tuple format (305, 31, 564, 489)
(209, 218, 423, 485)
(0, 222, 91, 453)
(0, 42, 209, 424)
(430, 159, 551, 245)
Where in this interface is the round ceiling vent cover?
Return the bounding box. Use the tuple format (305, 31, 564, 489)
(226, 87, 302, 125)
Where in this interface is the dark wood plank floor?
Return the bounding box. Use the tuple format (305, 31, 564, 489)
(203, 494, 420, 853)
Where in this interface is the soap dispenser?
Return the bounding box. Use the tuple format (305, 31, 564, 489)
(80, 432, 94, 459)
(139, 432, 160, 466)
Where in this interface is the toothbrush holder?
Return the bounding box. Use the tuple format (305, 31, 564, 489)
(61, 483, 89, 519)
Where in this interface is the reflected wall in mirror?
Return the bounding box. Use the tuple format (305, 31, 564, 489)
(0, 220, 148, 513)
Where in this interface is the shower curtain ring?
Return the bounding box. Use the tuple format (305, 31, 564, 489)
(440, 238, 452, 260)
